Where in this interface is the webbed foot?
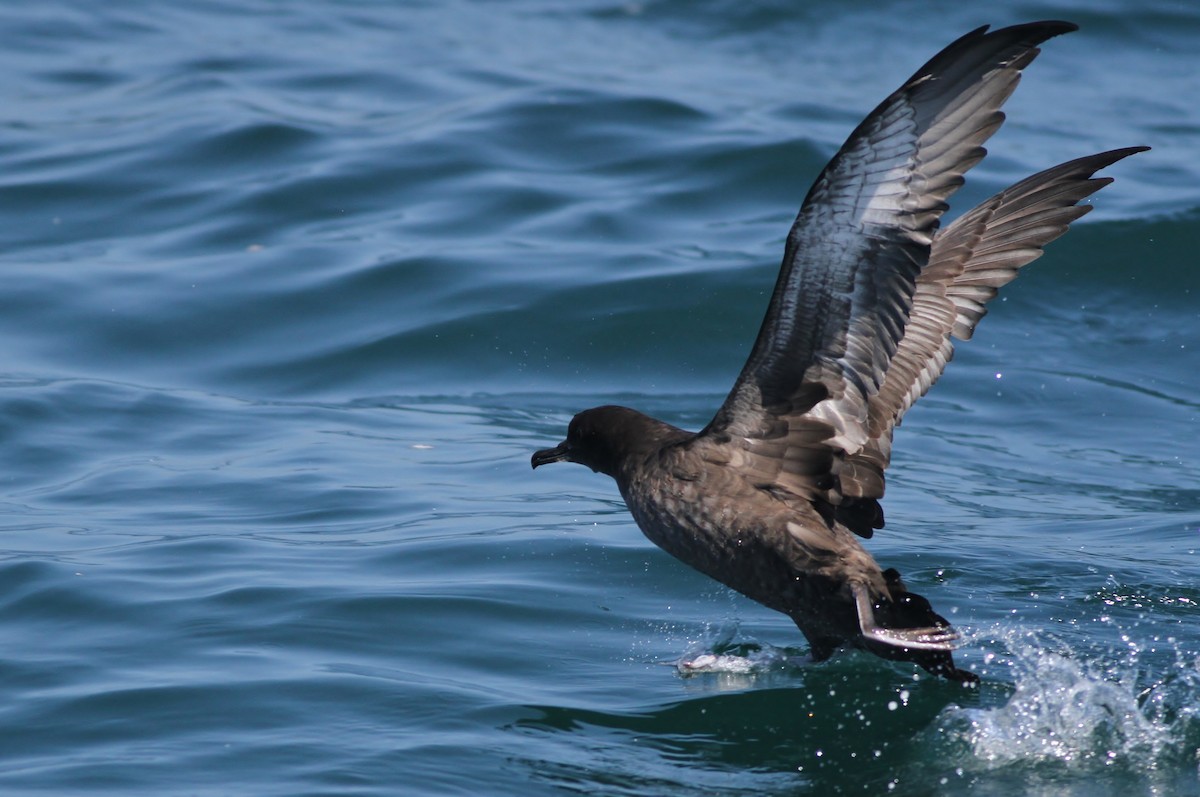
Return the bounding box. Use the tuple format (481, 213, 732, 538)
(853, 583, 961, 652)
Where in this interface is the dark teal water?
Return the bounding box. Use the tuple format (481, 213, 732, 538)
(2, 2, 1198, 794)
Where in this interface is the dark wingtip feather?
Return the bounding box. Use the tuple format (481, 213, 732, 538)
(906, 20, 1079, 86)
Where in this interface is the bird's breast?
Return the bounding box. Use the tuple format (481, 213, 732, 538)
(617, 466, 812, 600)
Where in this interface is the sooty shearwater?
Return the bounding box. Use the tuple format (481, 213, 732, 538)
(531, 21, 1146, 684)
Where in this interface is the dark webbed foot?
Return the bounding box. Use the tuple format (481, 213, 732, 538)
(852, 577, 978, 684)
(924, 657, 979, 685)
(853, 583, 961, 652)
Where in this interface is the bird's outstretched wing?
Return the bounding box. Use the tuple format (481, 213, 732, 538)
(837, 146, 1149, 518)
(692, 22, 1086, 533)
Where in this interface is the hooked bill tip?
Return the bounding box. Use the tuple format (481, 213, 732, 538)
(531, 442, 569, 469)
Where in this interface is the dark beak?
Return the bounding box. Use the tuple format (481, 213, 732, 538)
(531, 441, 570, 469)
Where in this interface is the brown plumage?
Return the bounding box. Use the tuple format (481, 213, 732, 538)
(531, 21, 1146, 683)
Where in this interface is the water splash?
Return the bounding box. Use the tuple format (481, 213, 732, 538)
(931, 625, 1200, 781)
(669, 621, 800, 690)
(676, 647, 790, 675)
(676, 621, 764, 666)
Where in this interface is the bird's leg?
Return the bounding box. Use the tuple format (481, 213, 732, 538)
(852, 583, 961, 651)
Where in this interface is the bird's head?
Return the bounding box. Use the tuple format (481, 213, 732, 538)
(531, 405, 673, 479)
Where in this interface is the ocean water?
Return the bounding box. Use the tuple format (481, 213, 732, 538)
(1, 1, 1197, 794)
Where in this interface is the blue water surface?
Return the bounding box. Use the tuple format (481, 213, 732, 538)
(1, 1, 1198, 794)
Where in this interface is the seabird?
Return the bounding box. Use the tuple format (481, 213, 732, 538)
(531, 21, 1146, 683)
